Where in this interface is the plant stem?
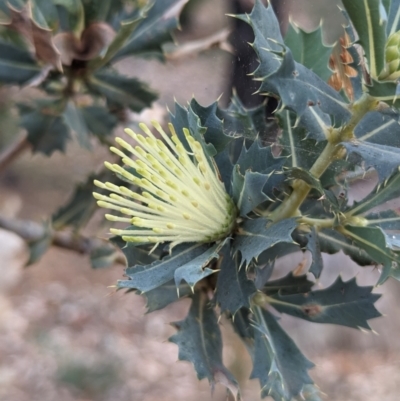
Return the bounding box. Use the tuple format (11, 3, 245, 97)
(270, 94, 378, 222)
(0, 135, 31, 174)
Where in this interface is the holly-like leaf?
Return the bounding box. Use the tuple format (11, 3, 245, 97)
(143, 280, 192, 313)
(0, 39, 42, 84)
(304, 227, 323, 278)
(347, 167, 400, 214)
(189, 98, 233, 152)
(214, 245, 256, 314)
(87, 69, 157, 112)
(232, 167, 271, 216)
(52, 171, 114, 230)
(317, 228, 375, 266)
(365, 209, 400, 230)
(113, 0, 188, 61)
(284, 21, 332, 82)
(342, 141, 400, 182)
(270, 276, 381, 329)
(218, 94, 273, 141)
(342, 0, 387, 79)
(63, 100, 91, 149)
(342, 225, 400, 284)
(368, 80, 400, 108)
(251, 307, 314, 400)
(117, 243, 212, 293)
(387, 0, 400, 35)
(174, 242, 220, 289)
(80, 106, 118, 140)
(232, 218, 297, 267)
(354, 110, 400, 147)
(264, 272, 314, 296)
(169, 292, 241, 400)
(20, 106, 70, 155)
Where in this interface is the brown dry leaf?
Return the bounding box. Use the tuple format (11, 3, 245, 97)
(328, 33, 358, 101)
(53, 22, 115, 66)
(2, 4, 62, 71)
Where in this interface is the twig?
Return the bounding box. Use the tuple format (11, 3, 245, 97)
(0, 135, 31, 174)
(0, 214, 125, 264)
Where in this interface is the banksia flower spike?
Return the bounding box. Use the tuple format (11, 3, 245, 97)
(380, 31, 400, 80)
(93, 121, 237, 249)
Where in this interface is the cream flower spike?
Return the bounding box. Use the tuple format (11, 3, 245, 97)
(93, 121, 237, 249)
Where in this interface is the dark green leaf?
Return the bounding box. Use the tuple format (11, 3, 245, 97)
(368, 80, 400, 107)
(365, 209, 400, 230)
(342, 141, 400, 182)
(63, 101, 91, 149)
(251, 307, 314, 400)
(342, 0, 387, 79)
(214, 245, 256, 314)
(232, 218, 297, 267)
(169, 292, 240, 400)
(87, 70, 157, 112)
(80, 106, 118, 140)
(232, 167, 271, 216)
(354, 111, 400, 147)
(347, 167, 400, 214)
(117, 243, 211, 292)
(143, 280, 191, 313)
(387, 0, 400, 35)
(264, 272, 314, 296)
(26, 222, 52, 265)
(284, 21, 332, 82)
(90, 243, 118, 269)
(174, 242, 220, 289)
(0, 40, 41, 84)
(53, 171, 113, 230)
(20, 108, 70, 155)
(304, 227, 323, 278)
(189, 98, 233, 152)
(343, 225, 400, 284)
(270, 276, 381, 329)
(218, 94, 273, 141)
(113, 0, 188, 60)
(317, 228, 375, 266)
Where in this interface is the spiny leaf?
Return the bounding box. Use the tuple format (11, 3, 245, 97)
(63, 100, 91, 149)
(387, 0, 400, 35)
(317, 228, 374, 266)
(143, 280, 192, 313)
(214, 244, 256, 314)
(87, 69, 157, 112)
(169, 292, 241, 400)
(304, 227, 324, 278)
(347, 167, 400, 214)
(342, 0, 387, 79)
(113, 0, 188, 61)
(80, 106, 118, 141)
(342, 141, 400, 182)
(20, 105, 70, 155)
(117, 243, 211, 293)
(368, 80, 400, 108)
(264, 272, 314, 296)
(189, 98, 233, 152)
(284, 21, 332, 82)
(232, 167, 271, 216)
(342, 225, 400, 284)
(270, 276, 381, 329)
(365, 209, 400, 230)
(354, 110, 400, 147)
(232, 218, 297, 267)
(174, 242, 221, 289)
(0, 39, 41, 85)
(251, 307, 314, 400)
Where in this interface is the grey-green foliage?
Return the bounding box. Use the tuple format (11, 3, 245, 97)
(113, 1, 400, 400)
(3, 0, 400, 400)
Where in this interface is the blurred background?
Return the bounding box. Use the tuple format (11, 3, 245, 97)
(1, 0, 400, 400)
